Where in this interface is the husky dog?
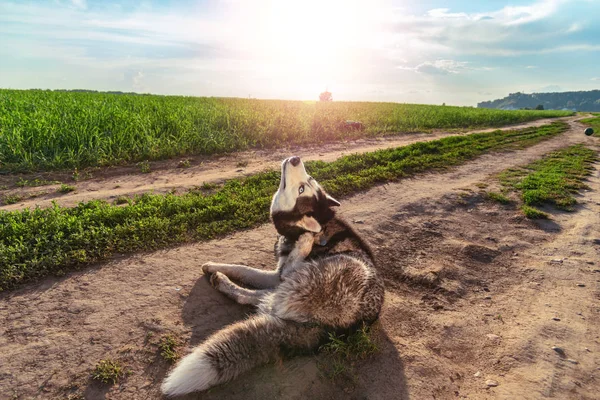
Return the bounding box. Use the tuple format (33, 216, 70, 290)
(161, 156, 384, 397)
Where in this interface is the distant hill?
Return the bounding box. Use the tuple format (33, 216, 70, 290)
(478, 90, 600, 111)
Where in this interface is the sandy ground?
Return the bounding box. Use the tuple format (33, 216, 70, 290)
(0, 118, 599, 400)
(0, 117, 567, 211)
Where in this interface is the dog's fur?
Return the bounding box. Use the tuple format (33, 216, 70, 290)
(161, 156, 384, 397)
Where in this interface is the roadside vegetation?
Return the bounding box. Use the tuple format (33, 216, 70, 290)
(0, 89, 572, 172)
(0, 122, 569, 290)
(498, 144, 598, 218)
(580, 115, 600, 136)
(91, 359, 126, 385)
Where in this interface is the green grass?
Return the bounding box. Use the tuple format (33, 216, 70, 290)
(487, 191, 511, 204)
(91, 359, 125, 385)
(1, 194, 23, 205)
(580, 115, 600, 137)
(521, 205, 549, 219)
(158, 334, 179, 363)
(0, 122, 568, 290)
(499, 144, 598, 218)
(319, 323, 379, 380)
(0, 89, 572, 172)
(57, 184, 76, 194)
(16, 178, 60, 188)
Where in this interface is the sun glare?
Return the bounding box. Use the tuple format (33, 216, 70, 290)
(252, 0, 379, 97)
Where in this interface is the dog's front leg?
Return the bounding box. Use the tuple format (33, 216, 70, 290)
(278, 233, 315, 278)
(202, 262, 280, 289)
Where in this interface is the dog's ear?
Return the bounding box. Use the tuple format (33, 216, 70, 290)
(295, 216, 322, 233)
(326, 194, 340, 207)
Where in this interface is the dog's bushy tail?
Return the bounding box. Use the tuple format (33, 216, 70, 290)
(161, 314, 322, 397)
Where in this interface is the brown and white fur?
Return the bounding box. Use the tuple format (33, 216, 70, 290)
(161, 156, 384, 397)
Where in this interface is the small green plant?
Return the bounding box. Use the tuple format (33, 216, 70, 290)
(72, 168, 80, 181)
(139, 160, 151, 174)
(487, 191, 511, 204)
(200, 181, 219, 190)
(521, 205, 549, 219)
(16, 178, 59, 187)
(158, 334, 179, 363)
(113, 196, 130, 205)
(1, 194, 22, 205)
(91, 359, 125, 384)
(58, 184, 76, 193)
(177, 159, 191, 168)
(320, 324, 379, 360)
(319, 323, 378, 381)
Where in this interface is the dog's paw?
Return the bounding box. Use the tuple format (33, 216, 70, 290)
(209, 271, 227, 289)
(202, 262, 218, 274)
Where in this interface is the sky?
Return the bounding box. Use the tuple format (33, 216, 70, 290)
(0, 0, 599, 106)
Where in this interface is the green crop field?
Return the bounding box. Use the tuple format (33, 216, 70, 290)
(0, 122, 568, 290)
(0, 89, 572, 172)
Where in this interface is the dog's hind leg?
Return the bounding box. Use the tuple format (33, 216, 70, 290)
(202, 262, 280, 289)
(209, 272, 273, 305)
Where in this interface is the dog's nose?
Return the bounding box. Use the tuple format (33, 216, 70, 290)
(289, 156, 301, 166)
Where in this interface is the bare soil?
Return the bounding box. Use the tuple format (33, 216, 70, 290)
(1, 118, 599, 400)
(0, 117, 566, 211)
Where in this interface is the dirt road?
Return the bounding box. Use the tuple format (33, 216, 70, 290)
(0, 118, 598, 399)
(0, 117, 570, 211)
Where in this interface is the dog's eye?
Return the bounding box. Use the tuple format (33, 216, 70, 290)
(298, 185, 305, 194)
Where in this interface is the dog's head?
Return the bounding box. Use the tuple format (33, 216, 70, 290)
(270, 156, 340, 238)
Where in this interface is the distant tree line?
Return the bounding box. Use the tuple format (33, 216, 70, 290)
(478, 90, 600, 112)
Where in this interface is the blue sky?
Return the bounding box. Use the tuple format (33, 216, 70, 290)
(1, 0, 599, 105)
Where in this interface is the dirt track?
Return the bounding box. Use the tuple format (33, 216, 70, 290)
(0, 117, 567, 211)
(0, 118, 599, 400)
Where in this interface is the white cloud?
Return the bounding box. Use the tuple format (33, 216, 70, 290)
(525, 65, 538, 69)
(592, 77, 600, 81)
(399, 60, 469, 75)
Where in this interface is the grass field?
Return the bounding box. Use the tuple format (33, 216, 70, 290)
(0, 122, 568, 290)
(498, 144, 598, 218)
(0, 89, 572, 172)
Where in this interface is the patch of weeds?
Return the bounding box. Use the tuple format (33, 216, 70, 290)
(319, 323, 378, 381)
(57, 184, 76, 193)
(177, 159, 191, 168)
(114, 184, 122, 189)
(475, 182, 489, 189)
(236, 160, 249, 168)
(1, 194, 22, 205)
(113, 196, 130, 205)
(91, 359, 125, 384)
(200, 181, 219, 190)
(0, 185, 8, 190)
(521, 205, 549, 219)
(139, 160, 151, 174)
(158, 334, 179, 363)
(499, 145, 597, 212)
(16, 178, 59, 187)
(72, 168, 79, 181)
(487, 191, 511, 204)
